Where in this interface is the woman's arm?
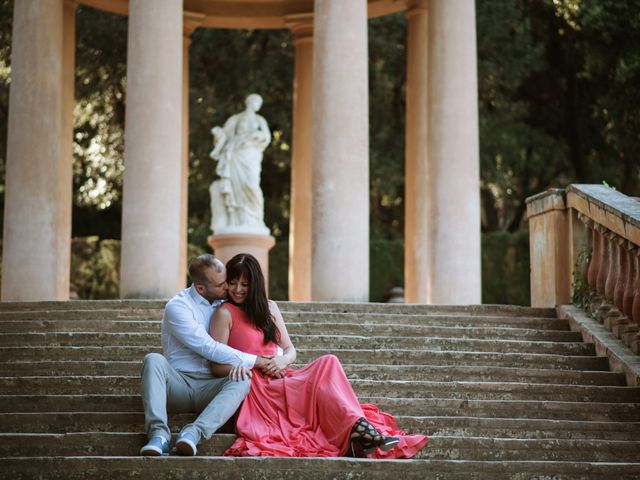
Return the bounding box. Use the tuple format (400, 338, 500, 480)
(261, 300, 296, 376)
(208, 305, 235, 378)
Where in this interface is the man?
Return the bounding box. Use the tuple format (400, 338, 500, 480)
(140, 254, 270, 456)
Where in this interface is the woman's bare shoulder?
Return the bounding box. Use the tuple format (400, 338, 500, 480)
(214, 303, 233, 321)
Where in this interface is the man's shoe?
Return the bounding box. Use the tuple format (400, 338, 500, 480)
(175, 431, 198, 456)
(140, 436, 169, 456)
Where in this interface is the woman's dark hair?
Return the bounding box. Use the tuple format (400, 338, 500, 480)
(226, 253, 279, 344)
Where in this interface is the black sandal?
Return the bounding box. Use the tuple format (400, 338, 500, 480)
(350, 417, 400, 455)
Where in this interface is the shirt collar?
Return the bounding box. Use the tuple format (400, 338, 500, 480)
(188, 284, 227, 308)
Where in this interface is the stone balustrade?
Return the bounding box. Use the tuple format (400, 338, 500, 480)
(526, 184, 640, 353)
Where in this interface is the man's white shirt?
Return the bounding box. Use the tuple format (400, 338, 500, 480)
(161, 285, 257, 374)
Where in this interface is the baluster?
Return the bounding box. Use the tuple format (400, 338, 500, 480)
(603, 235, 631, 337)
(622, 241, 640, 321)
(595, 227, 610, 296)
(613, 239, 628, 310)
(632, 247, 640, 325)
(587, 223, 601, 290)
(630, 247, 640, 354)
(577, 214, 593, 285)
(605, 232, 620, 302)
(590, 226, 608, 315)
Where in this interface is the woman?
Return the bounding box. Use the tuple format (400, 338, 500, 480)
(209, 253, 428, 458)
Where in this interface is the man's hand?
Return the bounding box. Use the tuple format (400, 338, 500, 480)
(228, 365, 253, 382)
(254, 355, 273, 369)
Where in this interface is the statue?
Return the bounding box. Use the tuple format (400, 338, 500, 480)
(209, 93, 271, 235)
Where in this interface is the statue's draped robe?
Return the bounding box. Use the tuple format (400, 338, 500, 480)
(210, 110, 270, 234)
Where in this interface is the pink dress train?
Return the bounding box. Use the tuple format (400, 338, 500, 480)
(222, 303, 429, 458)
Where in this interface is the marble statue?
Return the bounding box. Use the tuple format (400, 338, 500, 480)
(209, 93, 271, 235)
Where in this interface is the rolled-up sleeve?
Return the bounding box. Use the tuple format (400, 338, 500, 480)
(164, 301, 256, 369)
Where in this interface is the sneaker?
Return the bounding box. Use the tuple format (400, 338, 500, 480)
(140, 436, 169, 456)
(175, 431, 198, 456)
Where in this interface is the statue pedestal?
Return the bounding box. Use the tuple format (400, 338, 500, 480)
(208, 233, 276, 287)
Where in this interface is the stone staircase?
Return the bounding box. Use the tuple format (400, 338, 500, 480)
(1, 300, 640, 479)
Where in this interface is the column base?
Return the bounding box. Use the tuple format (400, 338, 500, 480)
(207, 233, 276, 286)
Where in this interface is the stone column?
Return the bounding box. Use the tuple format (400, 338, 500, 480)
(2, 0, 73, 301)
(311, 0, 369, 301)
(420, 0, 482, 304)
(61, 0, 77, 295)
(404, 0, 430, 304)
(120, 0, 183, 298)
(286, 16, 313, 301)
(180, 13, 204, 288)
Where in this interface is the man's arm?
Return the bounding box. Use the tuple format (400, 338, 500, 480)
(164, 300, 257, 369)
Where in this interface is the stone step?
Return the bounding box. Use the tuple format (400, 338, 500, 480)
(0, 310, 164, 321)
(425, 436, 640, 462)
(0, 346, 610, 370)
(0, 412, 421, 435)
(0, 332, 596, 356)
(1, 456, 639, 480)
(409, 416, 640, 441)
(3, 395, 639, 422)
(0, 313, 571, 330)
(290, 335, 595, 355)
(0, 300, 557, 318)
(383, 398, 640, 422)
(2, 410, 639, 441)
(0, 320, 581, 342)
(290, 323, 582, 342)
(0, 432, 232, 457)
(0, 300, 166, 312)
(304, 349, 609, 370)
(1, 360, 624, 385)
(3, 375, 639, 401)
(1, 432, 639, 462)
(283, 311, 569, 328)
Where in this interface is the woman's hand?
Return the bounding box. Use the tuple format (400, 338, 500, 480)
(260, 355, 289, 378)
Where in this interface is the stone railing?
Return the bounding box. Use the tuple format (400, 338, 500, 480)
(526, 184, 640, 353)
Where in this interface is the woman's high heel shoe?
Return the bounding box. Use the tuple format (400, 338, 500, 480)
(350, 417, 400, 455)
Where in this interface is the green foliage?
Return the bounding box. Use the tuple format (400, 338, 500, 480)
(70, 236, 120, 299)
(368, 14, 407, 239)
(370, 238, 405, 302)
(571, 247, 594, 308)
(477, 0, 640, 232)
(477, 0, 570, 231)
(481, 230, 531, 305)
(73, 6, 127, 214)
(268, 241, 289, 301)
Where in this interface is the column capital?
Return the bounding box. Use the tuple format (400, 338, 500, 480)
(285, 13, 313, 45)
(184, 11, 205, 42)
(405, 0, 428, 18)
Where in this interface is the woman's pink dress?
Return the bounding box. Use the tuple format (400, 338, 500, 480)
(222, 303, 429, 458)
